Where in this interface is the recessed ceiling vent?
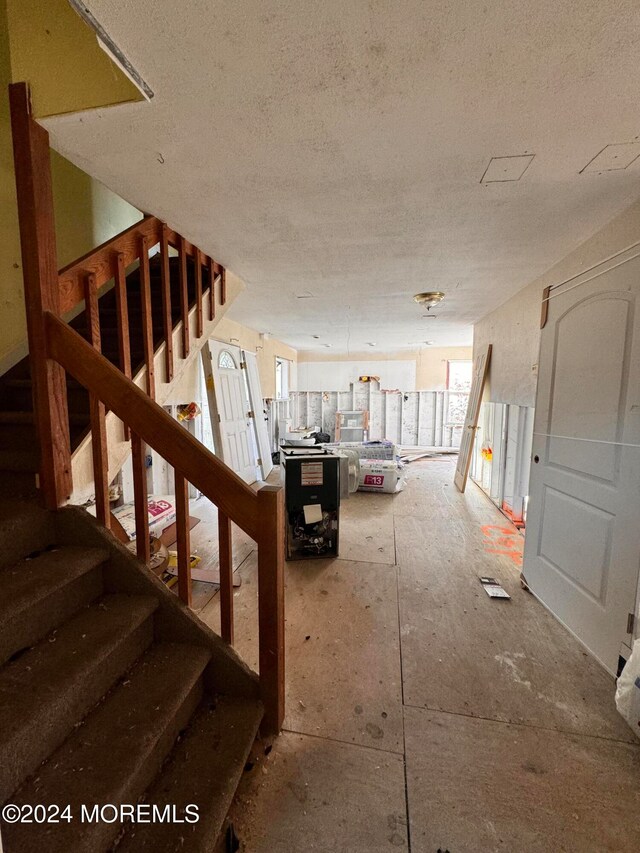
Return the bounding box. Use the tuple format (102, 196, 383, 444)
(580, 142, 640, 174)
(480, 154, 534, 183)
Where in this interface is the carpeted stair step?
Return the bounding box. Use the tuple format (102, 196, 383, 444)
(0, 470, 39, 500)
(117, 696, 263, 853)
(0, 447, 39, 474)
(0, 545, 108, 666)
(0, 420, 86, 451)
(0, 593, 158, 802)
(2, 642, 210, 853)
(0, 378, 89, 415)
(0, 501, 54, 570)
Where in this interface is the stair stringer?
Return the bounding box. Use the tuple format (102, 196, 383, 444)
(53, 503, 260, 702)
(69, 270, 244, 504)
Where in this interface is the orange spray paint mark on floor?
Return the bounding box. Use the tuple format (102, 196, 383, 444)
(480, 524, 524, 568)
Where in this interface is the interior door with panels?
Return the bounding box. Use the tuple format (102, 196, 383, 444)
(523, 246, 640, 674)
(207, 341, 257, 484)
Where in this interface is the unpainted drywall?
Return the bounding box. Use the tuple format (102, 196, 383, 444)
(297, 359, 415, 392)
(474, 197, 640, 407)
(212, 317, 297, 399)
(6, 0, 143, 117)
(296, 346, 472, 392)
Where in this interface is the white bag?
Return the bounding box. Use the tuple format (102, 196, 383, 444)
(358, 459, 405, 493)
(615, 639, 640, 736)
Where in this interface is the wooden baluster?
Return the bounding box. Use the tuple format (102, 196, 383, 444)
(113, 251, 131, 440)
(256, 484, 285, 735)
(160, 225, 174, 382)
(175, 471, 192, 606)
(195, 249, 203, 338)
(208, 256, 216, 321)
(179, 236, 189, 357)
(220, 267, 227, 305)
(139, 236, 155, 399)
(84, 273, 110, 528)
(9, 82, 72, 508)
(218, 510, 234, 643)
(131, 432, 150, 563)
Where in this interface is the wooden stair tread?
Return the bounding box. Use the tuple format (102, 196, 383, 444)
(3, 642, 211, 853)
(117, 696, 263, 853)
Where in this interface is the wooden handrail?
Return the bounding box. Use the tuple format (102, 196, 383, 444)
(46, 312, 285, 733)
(45, 312, 260, 540)
(58, 217, 224, 316)
(10, 81, 284, 735)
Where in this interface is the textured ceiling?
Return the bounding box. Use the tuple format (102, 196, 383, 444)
(45, 0, 640, 352)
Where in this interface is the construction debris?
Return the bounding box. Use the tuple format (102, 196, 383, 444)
(479, 577, 511, 599)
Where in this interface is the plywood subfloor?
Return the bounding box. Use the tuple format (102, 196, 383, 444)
(201, 458, 639, 852)
(405, 706, 640, 853)
(174, 496, 255, 612)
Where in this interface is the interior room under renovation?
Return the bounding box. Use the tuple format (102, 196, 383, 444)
(1, 1, 639, 851)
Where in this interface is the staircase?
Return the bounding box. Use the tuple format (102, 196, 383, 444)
(0, 254, 207, 498)
(0, 81, 285, 852)
(0, 499, 263, 852)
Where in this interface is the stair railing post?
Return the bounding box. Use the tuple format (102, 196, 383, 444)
(256, 484, 285, 735)
(9, 82, 72, 507)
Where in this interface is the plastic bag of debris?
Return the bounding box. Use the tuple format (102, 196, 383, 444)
(615, 639, 640, 735)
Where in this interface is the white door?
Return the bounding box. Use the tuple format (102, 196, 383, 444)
(523, 246, 640, 674)
(207, 341, 257, 484)
(243, 350, 274, 480)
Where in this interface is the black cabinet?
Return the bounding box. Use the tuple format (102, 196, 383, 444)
(281, 448, 340, 560)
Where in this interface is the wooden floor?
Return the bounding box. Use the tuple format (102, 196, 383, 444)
(200, 458, 640, 853)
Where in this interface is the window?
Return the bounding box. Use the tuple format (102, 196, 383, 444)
(446, 359, 472, 428)
(218, 350, 236, 369)
(275, 357, 290, 400)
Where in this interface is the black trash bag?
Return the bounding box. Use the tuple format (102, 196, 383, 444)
(311, 431, 330, 444)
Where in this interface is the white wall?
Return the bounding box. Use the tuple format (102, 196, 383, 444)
(474, 197, 640, 407)
(297, 359, 416, 392)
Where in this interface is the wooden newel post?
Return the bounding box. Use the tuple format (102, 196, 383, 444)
(256, 484, 285, 735)
(9, 82, 72, 507)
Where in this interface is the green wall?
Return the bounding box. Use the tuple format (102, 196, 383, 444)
(0, 0, 142, 373)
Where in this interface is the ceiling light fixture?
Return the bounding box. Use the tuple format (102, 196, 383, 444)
(413, 291, 445, 311)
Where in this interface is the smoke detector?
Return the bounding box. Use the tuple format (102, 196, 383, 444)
(414, 291, 445, 311)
